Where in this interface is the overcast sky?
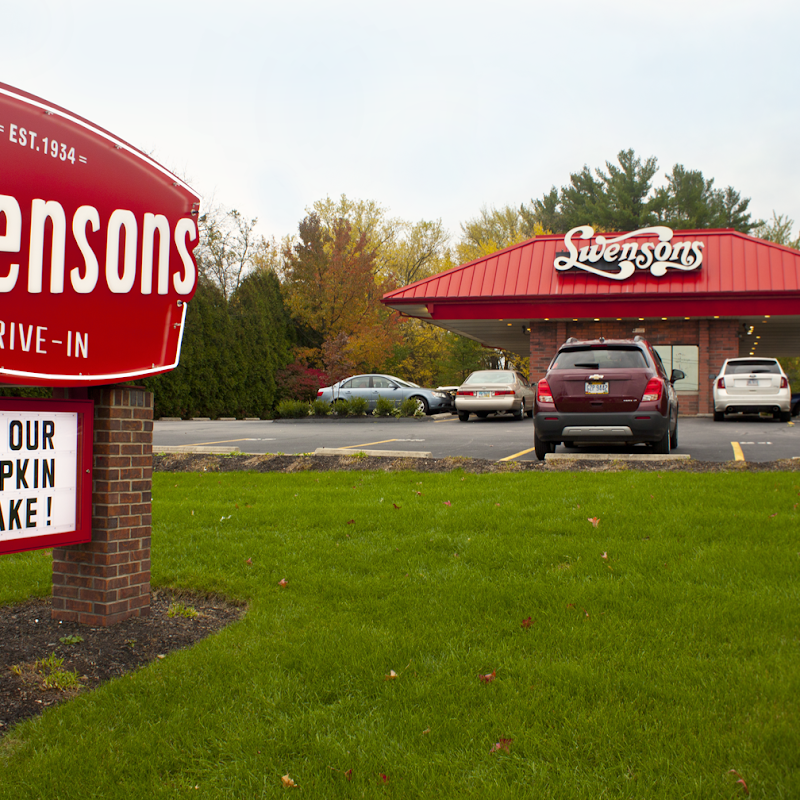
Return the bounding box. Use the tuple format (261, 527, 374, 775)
(4, 0, 799, 246)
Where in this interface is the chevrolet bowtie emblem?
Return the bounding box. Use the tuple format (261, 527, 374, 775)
(589, 374, 604, 380)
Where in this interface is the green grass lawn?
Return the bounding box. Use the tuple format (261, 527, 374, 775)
(2, 469, 799, 799)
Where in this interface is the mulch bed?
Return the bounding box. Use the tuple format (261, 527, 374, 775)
(152, 451, 800, 474)
(1, 590, 244, 736)
(3, 451, 798, 737)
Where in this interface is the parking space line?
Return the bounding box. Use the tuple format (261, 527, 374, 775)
(731, 442, 745, 461)
(341, 439, 399, 449)
(434, 416, 459, 423)
(189, 438, 261, 446)
(498, 446, 537, 461)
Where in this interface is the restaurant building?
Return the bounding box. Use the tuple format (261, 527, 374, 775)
(382, 226, 800, 415)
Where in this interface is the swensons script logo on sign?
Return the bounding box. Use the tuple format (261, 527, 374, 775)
(0, 82, 200, 387)
(0, 411, 78, 542)
(554, 225, 704, 280)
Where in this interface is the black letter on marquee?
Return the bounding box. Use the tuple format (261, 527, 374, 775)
(15, 459, 29, 490)
(26, 420, 39, 450)
(8, 500, 22, 530)
(43, 459, 55, 489)
(0, 460, 11, 490)
(26, 498, 37, 528)
(9, 420, 22, 451)
(43, 420, 55, 450)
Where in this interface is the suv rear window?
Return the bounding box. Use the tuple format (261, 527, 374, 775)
(551, 347, 648, 370)
(723, 360, 781, 375)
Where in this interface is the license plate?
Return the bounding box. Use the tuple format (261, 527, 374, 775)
(747, 378, 759, 386)
(477, 391, 492, 397)
(585, 382, 609, 395)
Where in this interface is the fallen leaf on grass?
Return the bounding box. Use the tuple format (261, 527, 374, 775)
(736, 779, 749, 794)
(281, 774, 297, 788)
(245, 558, 252, 565)
(380, 773, 389, 784)
(521, 616, 533, 629)
(479, 670, 496, 683)
(345, 769, 353, 781)
(385, 670, 398, 680)
(490, 738, 513, 753)
(393, 503, 401, 509)
(347, 519, 355, 525)
(443, 501, 452, 506)
(588, 517, 599, 527)
(422, 728, 430, 735)
(416, 491, 423, 496)
(601, 552, 608, 560)
(278, 579, 288, 588)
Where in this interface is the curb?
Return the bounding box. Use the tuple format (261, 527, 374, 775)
(314, 447, 432, 458)
(545, 453, 691, 462)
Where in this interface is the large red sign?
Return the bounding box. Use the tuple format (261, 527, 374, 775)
(0, 83, 200, 386)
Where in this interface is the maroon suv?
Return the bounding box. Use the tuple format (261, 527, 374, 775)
(533, 337, 685, 460)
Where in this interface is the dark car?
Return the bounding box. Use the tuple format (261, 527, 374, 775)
(532, 337, 685, 460)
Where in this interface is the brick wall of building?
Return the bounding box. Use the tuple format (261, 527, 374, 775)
(51, 386, 153, 626)
(528, 318, 740, 415)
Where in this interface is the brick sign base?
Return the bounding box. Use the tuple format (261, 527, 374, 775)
(52, 387, 153, 626)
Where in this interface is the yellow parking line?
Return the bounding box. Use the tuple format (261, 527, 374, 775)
(434, 416, 459, 423)
(731, 442, 745, 461)
(498, 447, 537, 461)
(342, 439, 399, 449)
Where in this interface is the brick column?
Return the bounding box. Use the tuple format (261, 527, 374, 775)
(52, 386, 153, 626)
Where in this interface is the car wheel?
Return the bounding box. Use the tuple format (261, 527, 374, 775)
(513, 400, 525, 420)
(713, 410, 724, 422)
(458, 411, 470, 422)
(534, 430, 552, 461)
(411, 396, 429, 415)
(476, 411, 489, 419)
(651, 430, 670, 455)
(670, 419, 678, 449)
(780, 410, 791, 423)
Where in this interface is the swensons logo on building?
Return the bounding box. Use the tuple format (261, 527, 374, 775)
(0, 411, 78, 542)
(554, 225, 704, 281)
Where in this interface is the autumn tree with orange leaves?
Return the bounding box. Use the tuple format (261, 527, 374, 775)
(282, 212, 399, 380)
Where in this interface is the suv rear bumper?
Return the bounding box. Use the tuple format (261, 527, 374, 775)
(534, 411, 669, 444)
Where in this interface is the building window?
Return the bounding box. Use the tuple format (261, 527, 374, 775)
(654, 345, 699, 391)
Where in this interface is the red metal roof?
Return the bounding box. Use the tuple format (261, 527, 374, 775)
(382, 229, 800, 320)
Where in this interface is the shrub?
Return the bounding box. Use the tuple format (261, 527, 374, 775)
(311, 399, 332, 416)
(373, 396, 396, 417)
(398, 397, 425, 417)
(347, 396, 369, 416)
(275, 399, 311, 419)
(331, 399, 349, 416)
(276, 362, 329, 402)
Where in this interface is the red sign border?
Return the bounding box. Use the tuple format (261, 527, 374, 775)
(0, 397, 94, 555)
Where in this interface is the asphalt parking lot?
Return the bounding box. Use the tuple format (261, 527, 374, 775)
(153, 413, 800, 463)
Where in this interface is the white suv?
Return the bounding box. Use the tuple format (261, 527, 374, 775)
(713, 358, 792, 422)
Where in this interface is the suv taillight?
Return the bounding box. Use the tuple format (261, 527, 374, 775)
(642, 378, 662, 402)
(317, 390, 324, 397)
(537, 379, 554, 404)
(780, 377, 789, 389)
(717, 377, 726, 390)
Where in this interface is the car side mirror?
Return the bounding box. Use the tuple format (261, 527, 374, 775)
(671, 369, 685, 383)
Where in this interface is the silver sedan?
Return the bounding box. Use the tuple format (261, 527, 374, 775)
(316, 374, 453, 415)
(455, 369, 535, 421)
